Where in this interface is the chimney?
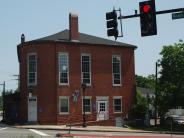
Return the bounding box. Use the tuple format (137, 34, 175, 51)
(69, 13, 79, 41)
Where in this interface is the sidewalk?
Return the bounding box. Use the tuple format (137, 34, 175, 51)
(12, 124, 184, 135)
(12, 124, 160, 133)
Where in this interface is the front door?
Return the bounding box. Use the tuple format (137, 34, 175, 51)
(97, 101, 109, 121)
(28, 96, 37, 122)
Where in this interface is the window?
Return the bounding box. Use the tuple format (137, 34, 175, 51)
(81, 54, 91, 85)
(59, 96, 69, 114)
(59, 53, 69, 85)
(113, 97, 122, 113)
(82, 97, 91, 113)
(112, 55, 121, 85)
(28, 53, 37, 86)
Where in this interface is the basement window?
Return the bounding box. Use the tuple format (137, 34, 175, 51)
(82, 97, 91, 114)
(113, 97, 122, 113)
(59, 96, 69, 114)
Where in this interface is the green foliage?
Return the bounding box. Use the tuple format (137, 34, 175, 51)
(158, 40, 184, 116)
(130, 90, 149, 119)
(136, 74, 155, 89)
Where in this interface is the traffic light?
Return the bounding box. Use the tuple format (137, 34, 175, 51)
(139, 0, 157, 36)
(106, 10, 119, 39)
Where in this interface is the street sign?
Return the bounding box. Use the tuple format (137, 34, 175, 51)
(172, 12, 184, 20)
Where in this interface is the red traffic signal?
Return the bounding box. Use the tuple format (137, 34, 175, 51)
(139, 0, 157, 36)
(143, 5, 151, 13)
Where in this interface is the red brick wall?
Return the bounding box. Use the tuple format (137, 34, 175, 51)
(19, 41, 135, 125)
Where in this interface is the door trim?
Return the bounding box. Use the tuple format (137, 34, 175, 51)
(28, 96, 37, 122)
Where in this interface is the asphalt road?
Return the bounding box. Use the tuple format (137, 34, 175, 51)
(0, 124, 184, 138)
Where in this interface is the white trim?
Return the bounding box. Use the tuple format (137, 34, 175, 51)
(81, 53, 91, 86)
(27, 53, 37, 86)
(82, 96, 92, 114)
(96, 96, 109, 101)
(113, 96, 122, 113)
(59, 96, 69, 114)
(112, 55, 122, 86)
(59, 52, 69, 86)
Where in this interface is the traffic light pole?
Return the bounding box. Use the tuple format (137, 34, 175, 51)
(118, 8, 184, 19)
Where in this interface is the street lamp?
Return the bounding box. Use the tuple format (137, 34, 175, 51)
(81, 83, 87, 127)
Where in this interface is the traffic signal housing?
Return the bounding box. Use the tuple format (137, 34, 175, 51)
(139, 0, 157, 36)
(106, 10, 119, 39)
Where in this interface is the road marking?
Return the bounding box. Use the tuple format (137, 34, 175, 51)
(29, 129, 50, 136)
(0, 127, 8, 131)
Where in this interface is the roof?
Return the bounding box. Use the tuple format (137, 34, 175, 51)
(31, 29, 137, 48)
(137, 87, 155, 96)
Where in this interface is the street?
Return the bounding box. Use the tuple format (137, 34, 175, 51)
(0, 123, 184, 138)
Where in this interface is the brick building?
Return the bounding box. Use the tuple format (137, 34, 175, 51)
(17, 13, 137, 126)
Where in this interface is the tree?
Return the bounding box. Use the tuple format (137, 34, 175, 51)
(130, 90, 149, 119)
(158, 40, 184, 116)
(136, 74, 155, 89)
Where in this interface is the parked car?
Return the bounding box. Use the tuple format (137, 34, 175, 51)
(165, 115, 184, 125)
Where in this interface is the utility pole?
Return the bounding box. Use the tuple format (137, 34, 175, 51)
(13, 74, 20, 92)
(155, 62, 158, 126)
(0, 81, 5, 121)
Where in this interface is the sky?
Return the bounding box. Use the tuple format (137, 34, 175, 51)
(0, 0, 184, 91)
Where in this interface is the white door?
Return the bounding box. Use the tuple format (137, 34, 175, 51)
(28, 97, 37, 122)
(97, 101, 109, 121)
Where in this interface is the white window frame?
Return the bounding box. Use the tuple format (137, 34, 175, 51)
(112, 55, 122, 86)
(81, 53, 91, 86)
(59, 53, 69, 85)
(113, 96, 122, 113)
(59, 96, 69, 114)
(27, 53, 37, 86)
(82, 96, 92, 114)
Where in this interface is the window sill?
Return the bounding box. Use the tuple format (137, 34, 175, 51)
(114, 111, 122, 113)
(82, 83, 91, 87)
(59, 112, 69, 115)
(28, 84, 37, 86)
(59, 83, 69, 86)
(113, 84, 122, 87)
(82, 112, 92, 115)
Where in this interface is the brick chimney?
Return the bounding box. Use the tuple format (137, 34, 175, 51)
(69, 13, 79, 41)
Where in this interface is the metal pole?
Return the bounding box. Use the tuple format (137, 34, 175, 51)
(155, 62, 158, 126)
(82, 83, 87, 127)
(118, 8, 184, 19)
(2, 81, 5, 121)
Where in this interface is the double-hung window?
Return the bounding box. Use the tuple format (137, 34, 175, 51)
(28, 53, 37, 86)
(112, 55, 121, 85)
(59, 96, 69, 114)
(82, 97, 91, 113)
(59, 53, 69, 85)
(113, 97, 122, 113)
(81, 54, 91, 85)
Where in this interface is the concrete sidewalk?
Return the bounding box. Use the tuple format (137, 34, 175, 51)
(13, 124, 159, 133)
(12, 124, 184, 135)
